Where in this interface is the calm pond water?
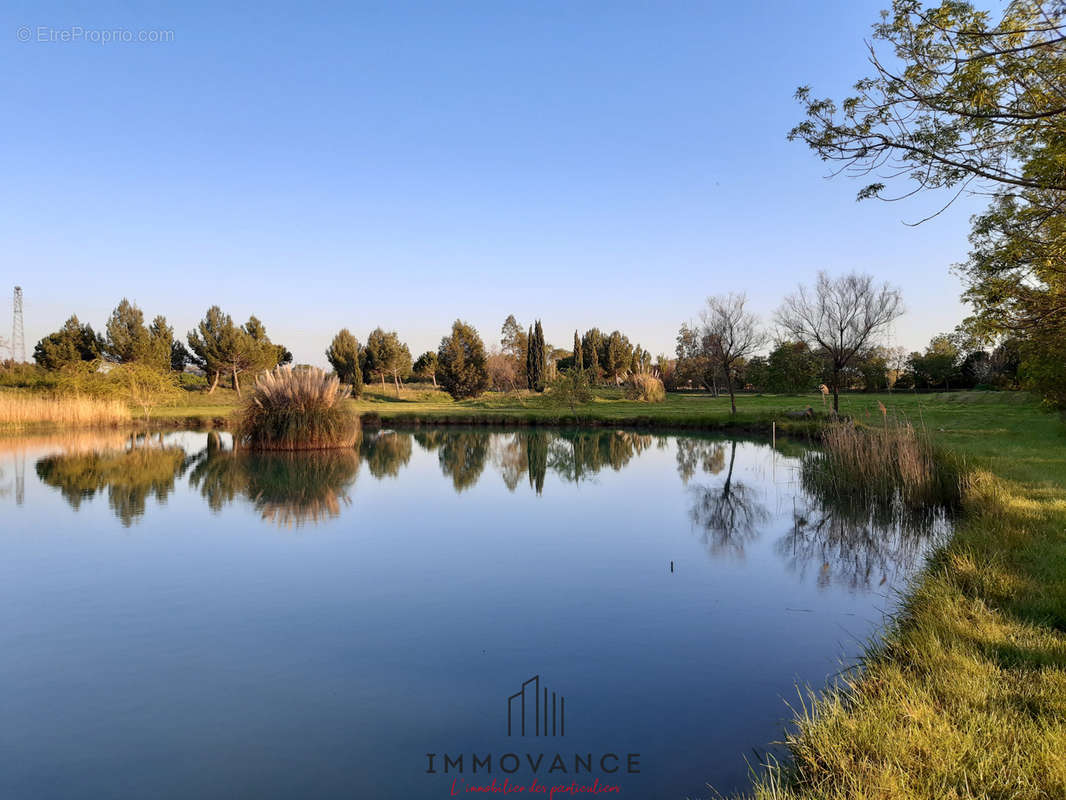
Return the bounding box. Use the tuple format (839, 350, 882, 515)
(0, 428, 945, 799)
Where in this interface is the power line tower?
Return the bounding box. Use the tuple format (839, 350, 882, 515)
(11, 286, 25, 363)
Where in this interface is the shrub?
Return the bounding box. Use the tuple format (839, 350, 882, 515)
(548, 369, 594, 412)
(235, 366, 360, 450)
(624, 373, 666, 403)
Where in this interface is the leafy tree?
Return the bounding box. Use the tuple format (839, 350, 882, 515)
(363, 328, 412, 395)
(910, 334, 961, 390)
(764, 341, 820, 393)
(413, 351, 439, 388)
(500, 314, 528, 385)
(602, 330, 632, 382)
(187, 306, 234, 393)
(170, 340, 191, 372)
(33, 316, 104, 369)
(776, 272, 903, 411)
(789, 0, 1066, 406)
(242, 316, 285, 373)
(581, 328, 604, 381)
(326, 329, 365, 396)
(438, 320, 489, 399)
(105, 299, 152, 364)
(699, 293, 765, 414)
(573, 331, 584, 371)
(146, 315, 175, 371)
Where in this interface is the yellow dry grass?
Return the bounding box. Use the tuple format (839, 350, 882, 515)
(0, 392, 130, 430)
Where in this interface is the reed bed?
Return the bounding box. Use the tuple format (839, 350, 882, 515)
(0, 392, 131, 429)
(802, 419, 965, 510)
(235, 366, 360, 450)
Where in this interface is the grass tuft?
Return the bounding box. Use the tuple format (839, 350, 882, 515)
(234, 366, 360, 450)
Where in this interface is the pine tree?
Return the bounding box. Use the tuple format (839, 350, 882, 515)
(526, 325, 536, 390)
(532, 320, 546, 392)
(573, 330, 583, 371)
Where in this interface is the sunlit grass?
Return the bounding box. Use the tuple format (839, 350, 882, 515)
(0, 391, 130, 429)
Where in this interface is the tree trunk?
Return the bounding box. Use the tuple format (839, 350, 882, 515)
(393, 373, 401, 396)
(233, 367, 242, 398)
(208, 371, 220, 394)
(432, 374, 437, 388)
(832, 367, 840, 413)
(381, 373, 386, 393)
(726, 371, 737, 415)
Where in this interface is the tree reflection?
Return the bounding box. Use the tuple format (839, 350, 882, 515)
(187, 436, 360, 527)
(35, 434, 188, 527)
(361, 431, 413, 479)
(686, 440, 768, 558)
(675, 439, 727, 484)
(437, 431, 490, 492)
(778, 487, 946, 592)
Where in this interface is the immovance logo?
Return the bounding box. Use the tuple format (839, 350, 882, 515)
(508, 675, 564, 737)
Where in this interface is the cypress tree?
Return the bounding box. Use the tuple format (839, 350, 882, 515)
(573, 330, 583, 371)
(533, 320, 546, 392)
(526, 326, 536, 390)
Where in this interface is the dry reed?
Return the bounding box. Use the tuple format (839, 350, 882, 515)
(0, 392, 131, 429)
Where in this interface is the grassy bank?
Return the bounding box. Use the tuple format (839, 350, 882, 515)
(742, 396, 1066, 799)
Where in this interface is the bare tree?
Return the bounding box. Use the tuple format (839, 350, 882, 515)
(776, 272, 903, 412)
(699, 293, 765, 415)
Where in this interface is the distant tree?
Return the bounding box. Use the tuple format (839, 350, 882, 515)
(105, 299, 152, 363)
(699, 293, 766, 414)
(527, 320, 547, 392)
(413, 351, 439, 388)
(242, 316, 285, 373)
(581, 329, 604, 381)
(326, 329, 365, 396)
(602, 331, 632, 382)
(187, 306, 235, 393)
(745, 356, 769, 391)
(764, 341, 820, 393)
(146, 315, 175, 371)
(960, 350, 992, 388)
(33, 316, 104, 369)
(170, 340, 191, 372)
(486, 352, 519, 392)
(857, 347, 890, 392)
(500, 315, 528, 387)
(573, 331, 583, 371)
(910, 334, 961, 391)
(363, 328, 412, 395)
(776, 272, 903, 411)
(438, 320, 489, 399)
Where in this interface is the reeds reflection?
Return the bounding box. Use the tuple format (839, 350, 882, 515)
(188, 433, 360, 527)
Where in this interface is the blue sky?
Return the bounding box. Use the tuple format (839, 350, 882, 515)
(2, 1, 981, 366)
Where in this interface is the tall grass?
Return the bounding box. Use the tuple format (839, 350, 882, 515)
(802, 419, 965, 511)
(0, 392, 131, 429)
(235, 366, 360, 450)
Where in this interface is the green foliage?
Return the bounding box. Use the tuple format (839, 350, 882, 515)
(573, 331, 583, 371)
(413, 351, 439, 385)
(581, 328, 604, 380)
(325, 328, 365, 396)
(110, 362, 182, 421)
(363, 328, 412, 393)
(33, 315, 104, 369)
(187, 306, 282, 394)
(437, 319, 489, 399)
(526, 320, 547, 391)
(548, 368, 594, 412)
(235, 366, 359, 450)
(764, 341, 820, 393)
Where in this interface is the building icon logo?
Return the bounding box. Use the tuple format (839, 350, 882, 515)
(507, 675, 565, 737)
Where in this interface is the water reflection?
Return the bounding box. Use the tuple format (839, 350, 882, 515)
(188, 434, 360, 527)
(35, 434, 187, 527)
(686, 441, 768, 558)
(24, 429, 945, 586)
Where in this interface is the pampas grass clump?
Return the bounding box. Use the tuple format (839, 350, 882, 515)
(235, 366, 360, 450)
(624, 373, 666, 403)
